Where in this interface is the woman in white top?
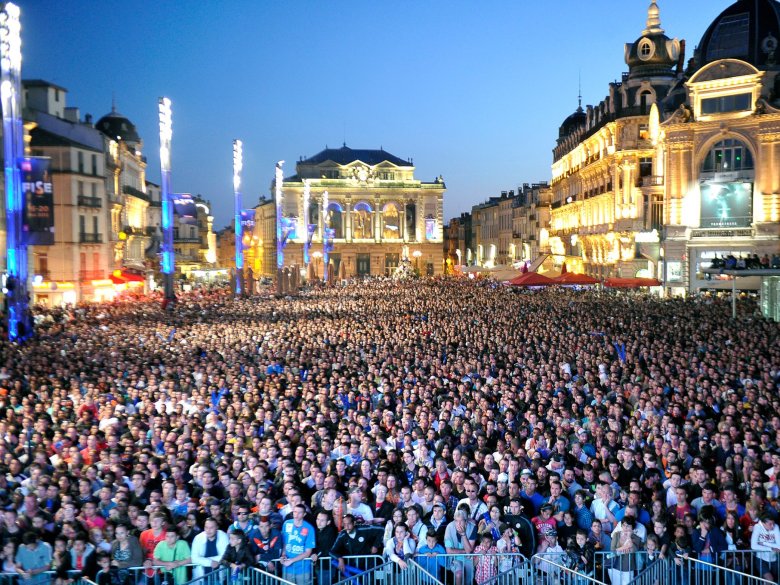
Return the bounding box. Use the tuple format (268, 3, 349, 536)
(384, 523, 416, 570)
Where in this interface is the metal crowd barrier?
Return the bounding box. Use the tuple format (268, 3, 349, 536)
(0, 570, 97, 585)
(407, 552, 527, 585)
(719, 549, 780, 583)
(184, 566, 296, 585)
(530, 554, 608, 585)
(674, 554, 776, 585)
(593, 550, 654, 584)
(316, 554, 384, 585)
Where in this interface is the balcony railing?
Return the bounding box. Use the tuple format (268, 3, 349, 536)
(122, 184, 150, 202)
(79, 233, 103, 243)
(77, 195, 102, 208)
(642, 175, 664, 187)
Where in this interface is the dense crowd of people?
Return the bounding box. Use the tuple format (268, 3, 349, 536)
(0, 279, 779, 585)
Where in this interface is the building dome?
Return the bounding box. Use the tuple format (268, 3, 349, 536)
(695, 0, 780, 69)
(96, 107, 141, 145)
(558, 107, 586, 139)
(624, 1, 680, 79)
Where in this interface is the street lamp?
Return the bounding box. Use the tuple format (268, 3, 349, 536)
(413, 250, 422, 273)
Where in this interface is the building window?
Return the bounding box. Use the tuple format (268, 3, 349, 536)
(638, 38, 654, 61)
(356, 253, 371, 275)
(77, 152, 84, 173)
(351, 202, 373, 239)
(385, 253, 399, 275)
(382, 203, 401, 239)
(701, 139, 754, 173)
(325, 202, 344, 239)
(701, 93, 752, 115)
(92, 154, 98, 175)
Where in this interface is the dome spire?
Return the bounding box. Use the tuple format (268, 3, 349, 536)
(643, 0, 664, 35)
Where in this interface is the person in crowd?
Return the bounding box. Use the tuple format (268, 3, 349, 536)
(609, 517, 643, 585)
(220, 529, 255, 574)
(416, 531, 446, 581)
(0, 281, 778, 585)
(444, 509, 476, 585)
(750, 514, 780, 582)
(383, 522, 415, 571)
(153, 530, 191, 585)
(190, 517, 228, 579)
(109, 523, 143, 583)
(15, 531, 52, 585)
(473, 533, 498, 584)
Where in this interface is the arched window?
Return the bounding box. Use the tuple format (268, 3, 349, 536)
(308, 201, 320, 232)
(352, 202, 373, 239)
(701, 139, 754, 174)
(325, 202, 344, 239)
(382, 203, 401, 239)
(405, 202, 416, 240)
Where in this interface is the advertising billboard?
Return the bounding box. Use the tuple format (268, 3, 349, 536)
(173, 193, 197, 225)
(20, 157, 54, 245)
(700, 181, 752, 228)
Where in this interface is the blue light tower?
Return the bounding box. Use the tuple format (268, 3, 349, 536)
(1, 3, 29, 340)
(233, 140, 243, 297)
(158, 97, 175, 305)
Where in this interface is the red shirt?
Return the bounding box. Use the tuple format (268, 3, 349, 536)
(139, 529, 167, 560)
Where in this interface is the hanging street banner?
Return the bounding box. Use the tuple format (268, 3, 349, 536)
(20, 157, 55, 245)
(240, 209, 255, 250)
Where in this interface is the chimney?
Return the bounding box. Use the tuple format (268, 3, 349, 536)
(64, 107, 80, 123)
(84, 113, 93, 125)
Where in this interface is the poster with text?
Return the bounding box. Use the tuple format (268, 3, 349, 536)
(21, 157, 55, 245)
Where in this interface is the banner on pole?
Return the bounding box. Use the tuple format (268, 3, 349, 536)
(240, 209, 255, 249)
(20, 157, 54, 245)
(280, 216, 297, 248)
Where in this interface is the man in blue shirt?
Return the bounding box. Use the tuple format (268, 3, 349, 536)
(281, 504, 315, 585)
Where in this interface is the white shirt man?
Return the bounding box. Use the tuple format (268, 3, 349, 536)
(191, 518, 229, 578)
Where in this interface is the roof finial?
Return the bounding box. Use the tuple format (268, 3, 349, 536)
(643, 0, 664, 35)
(111, 92, 117, 114)
(578, 71, 582, 111)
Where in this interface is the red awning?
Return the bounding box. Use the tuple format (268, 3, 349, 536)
(508, 272, 556, 287)
(555, 272, 600, 285)
(121, 270, 145, 283)
(603, 277, 662, 288)
(109, 274, 126, 285)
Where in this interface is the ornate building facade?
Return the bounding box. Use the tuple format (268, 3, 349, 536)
(658, 0, 780, 292)
(549, 1, 681, 280)
(265, 145, 445, 277)
(549, 0, 780, 291)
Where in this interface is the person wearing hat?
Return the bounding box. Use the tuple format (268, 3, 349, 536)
(534, 525, 564, 576)
(532, 503, 557, 540)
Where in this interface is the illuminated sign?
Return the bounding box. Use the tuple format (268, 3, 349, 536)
(20, 157, 54, 245)
(700, 181, 752, 229)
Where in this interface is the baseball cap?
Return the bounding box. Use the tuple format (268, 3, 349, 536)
(497, 473, 509, 483)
